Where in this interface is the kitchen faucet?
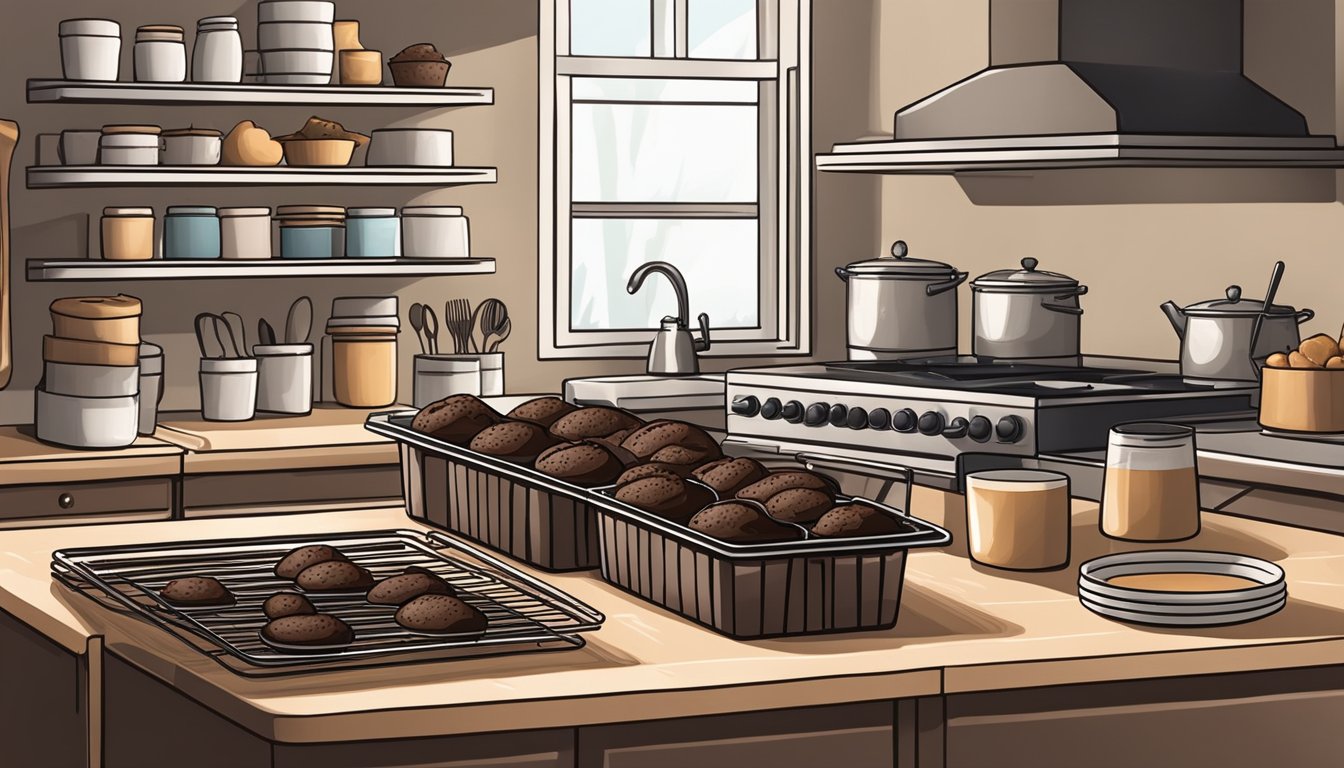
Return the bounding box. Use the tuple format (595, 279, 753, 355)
(626, 261, 711, 375)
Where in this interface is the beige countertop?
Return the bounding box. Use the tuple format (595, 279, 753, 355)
(3, 487, 1344, 743)
(0, 426, 182, 485)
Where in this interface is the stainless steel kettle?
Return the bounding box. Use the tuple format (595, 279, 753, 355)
(1161, 285, 1313, 381)
(627, 262, 711, 375)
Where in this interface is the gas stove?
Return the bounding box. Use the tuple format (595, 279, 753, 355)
(724, 358, 1257, 475)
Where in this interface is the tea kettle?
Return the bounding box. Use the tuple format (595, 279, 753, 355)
(627, 261, 711, 375)
(1161, 285, 1313, 381)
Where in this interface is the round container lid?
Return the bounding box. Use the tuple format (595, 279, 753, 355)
(162, 128, 223, 138)
(280, 220, 345, 228)
(327, 325, 400, 336)
(59, 19, 120, 36)
(50, 294, 143, 320)
(972, 257, 1080, 291)
(842, 240, 959, 278)
(218, 207, 272, 217)
(136, 25, 185, 41)
(326, 316, 400, 328)
(166, 206, 218, 216)
(346, 207, 398, 217)
(401, 206, 464, 217)
(103, 207, 154, 217)
(1180, 285, 1298, 317)
(276, 205, 346, 217)
(101, 125, 163, 135)
(197, 16, 239, 28)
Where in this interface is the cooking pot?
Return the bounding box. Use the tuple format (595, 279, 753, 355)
(971, 257, 1087, 361)
(835, 240, 967, 360)
(1161, 285, 1313, 381)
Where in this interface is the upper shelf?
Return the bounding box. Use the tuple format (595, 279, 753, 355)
(27, 166, 497, 188)
(27, 258, 496, 281)
(27, 79, 494, 107)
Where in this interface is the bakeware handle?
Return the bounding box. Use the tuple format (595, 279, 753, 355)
(794, 452, 915, 515)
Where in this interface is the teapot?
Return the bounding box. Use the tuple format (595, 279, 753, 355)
(1161, 285, 1313, 381)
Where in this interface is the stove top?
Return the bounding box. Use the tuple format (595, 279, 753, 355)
(821, 357, 1222, 398)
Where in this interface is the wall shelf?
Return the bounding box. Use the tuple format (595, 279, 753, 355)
(27, 166, 497, 188)
(27, 79, 494, 107)
(26, 258, 495, 281)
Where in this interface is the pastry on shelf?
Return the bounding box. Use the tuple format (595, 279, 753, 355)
(389, 43, 451, 87)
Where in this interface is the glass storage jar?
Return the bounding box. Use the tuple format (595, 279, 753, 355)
(134, 25, 187, 82)
(192, 16, 243, 83)
(1101, 422, 1201, 542)
(163, 206, 221, 260)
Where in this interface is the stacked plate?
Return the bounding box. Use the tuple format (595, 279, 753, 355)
(257, 0, 335, 85)
(1078, 550, 1287, 627)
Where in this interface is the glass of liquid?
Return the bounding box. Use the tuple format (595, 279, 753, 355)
(966, 469, 1072, 571)
(1101, 422, 1201, 542)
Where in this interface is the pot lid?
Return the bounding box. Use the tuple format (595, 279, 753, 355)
(50, 294, 142, 320)
(1182, 285, 1298, 316)
(842, 240, 959, 277)
(972, 258, 1079, 290)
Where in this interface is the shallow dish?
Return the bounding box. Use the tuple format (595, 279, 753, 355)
(1077, 584, 1285, 616)
(366, 128, 454, 167)
(1078, 550, 1285, 605)
(1079, 594, 1287, 628)
(280, 138, 355, 167)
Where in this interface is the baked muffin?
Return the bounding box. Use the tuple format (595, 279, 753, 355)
(533, 441, 625, 487)
(812, 504, 917, 538)
(160, 576, 235, 607)
(620, 420, 722, 469)
(262, 614, 354, 648)
(506, 396, 577, 428)
(616, 463, 680, 486)
(263, 592, 316, 620)
(295, 560, 376, 592)
(389, 43, 452, 87)
(548, 406, 644, 442)
(736, 471, 837, 503)
(693, 457, 770, 497)
(395, 594, 488, 635)
(469, 420, 559, 464)
(689, 501, 804, 544)
(613, 474, 716, 524)
(411, 394, 501, 445)
(764, 487, 834, 525)
(367, 570, 454, 606)
(275, 544, 349, 580)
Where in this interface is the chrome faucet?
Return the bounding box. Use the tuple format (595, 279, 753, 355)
(627, 261, 711, 375)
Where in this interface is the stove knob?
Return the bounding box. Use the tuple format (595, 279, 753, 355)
(760, 397, 783, 420)
(942, 417, 970, 439)
(967, 415, 994, 443)
(995, 415, 1026, 443)
(828, 403, 849, 427)
(892, 408, 918, 433)
(868, 407, 891, 430)
(917, 411, 945, 436)
(847, 407, 869, 430)
(782, 400, 804, 423)
(731, 395, 760, 417)
(805, 402, 830, 427)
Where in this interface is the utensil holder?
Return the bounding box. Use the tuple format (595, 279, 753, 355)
(254, 343, 313, 414)
(200, 357, 258, 421)
(452, 352, 502, 396)
(413, 355, 481, 408)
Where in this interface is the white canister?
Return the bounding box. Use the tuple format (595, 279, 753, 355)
(99, 126, 163, 166)
(200, 357, 258, 421)
(160, 128, 222, 165)
(138, 343, 164, 436)
(43, 361, 140, 398)
(59, 19, 122, 81)
(35, 389, 139, 449)
(134, 25, 187, 82)
(59, 130, 102, 166)
(219, 207, 273, 260)
(192, 17, 243, 83)
(254, 344, 313, 414)
(473, 352, 504, 396)
(401, 206, 470, 259)
(413, 355, 481, 408)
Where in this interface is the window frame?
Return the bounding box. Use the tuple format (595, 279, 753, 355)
(538, 0, 811, 359)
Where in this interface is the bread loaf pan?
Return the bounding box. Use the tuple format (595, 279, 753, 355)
(589, 488, 951, 638)
(367, 411, 602, 572)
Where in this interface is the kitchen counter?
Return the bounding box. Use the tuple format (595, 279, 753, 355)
(4, 487, 1344, 749)
(0, 426, 181, 485)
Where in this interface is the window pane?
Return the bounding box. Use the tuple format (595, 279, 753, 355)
(571, 218, 759, 330)
(572, 77, 758, 104)
(688, 0, 757, 59)
(573, 103, 758, 202)
(570, 0, 651, 57)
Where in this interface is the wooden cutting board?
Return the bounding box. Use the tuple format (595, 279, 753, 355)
(0, 119, 16, 389)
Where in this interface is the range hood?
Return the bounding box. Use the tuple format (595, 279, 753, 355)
(817, 0, 1344, 173)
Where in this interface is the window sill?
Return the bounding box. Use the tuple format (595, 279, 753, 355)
(538, 338, 810, 361)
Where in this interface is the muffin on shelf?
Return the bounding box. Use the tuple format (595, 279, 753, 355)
(389, 43, 451, 87)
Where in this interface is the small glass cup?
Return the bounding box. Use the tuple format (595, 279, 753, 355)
(1101, 422, 1200, 542)
(965, 469, 1072, 571)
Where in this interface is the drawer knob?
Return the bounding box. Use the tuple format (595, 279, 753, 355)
(58, 493, 74, 509)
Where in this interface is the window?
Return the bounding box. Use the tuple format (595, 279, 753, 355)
(540, 0, 811, 358)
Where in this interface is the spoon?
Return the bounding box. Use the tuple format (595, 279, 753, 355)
(222, 312, 247, 355)
(487, 316, 511, 353)
(476, 298, 508, 354)
(422, 304, 440, 355)
(285, 296, 313, 344)
(409, 303, 427, 354)
(1249, 260, 1285, 376)
(258, 318, 277, 347)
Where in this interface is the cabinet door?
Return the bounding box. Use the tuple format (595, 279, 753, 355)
(0, 475, 173, 525)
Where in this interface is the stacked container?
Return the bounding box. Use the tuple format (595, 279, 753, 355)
(37, 295, 143, 448)
(277, 205, 345, 259)
(257, 0, 336, 85)
(60, 19, 122, 81)
(327, 296, 398, 407)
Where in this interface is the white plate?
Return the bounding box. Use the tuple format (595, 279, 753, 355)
(1079, 550, 1285, 605)
(1078, 583, 1285, 616)
(1080, 594, 1287, 627)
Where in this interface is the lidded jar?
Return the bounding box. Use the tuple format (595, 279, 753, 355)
(134, 25, 187, 82)
(192, 16, 243, 83)
(971, 257, 1088, 362)
(1101, 422, 1201, 542)
(834, 240, 968, 360)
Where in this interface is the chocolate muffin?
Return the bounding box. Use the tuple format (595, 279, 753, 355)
(589, 430, 640, 467)
(616, 463, 680, 486)
(548, 406, 644, 442)
(812, 504, 917, 538)
(736, 471, 837, 503)
(692, 457, 770, 497)
(275, 544, 349, 580)
(469, 420, 559, 464)
(412, 394, 501, 445)
(295, 560, 376, 592)
(367, 570, 454, 606)
(764, 487, 835, 525)
(688, 501, 804, 544)
(506, 396, 578, 428)
(160, 576, 235, 607)
(262, 614, 354, 648)
(395, 594, 488, 636)
(263, 592, 316, 620)
(620, 421, 722, 471)
(389, 43, 451, 87)
(533, 441, 625, 487)
(613, 475, 715, 523)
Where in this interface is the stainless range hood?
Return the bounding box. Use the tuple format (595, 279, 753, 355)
(817, 0, 1344, 173)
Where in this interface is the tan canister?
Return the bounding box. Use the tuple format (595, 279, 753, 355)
(1259, 367, 1344, 433)
(329, 325, 397, 407)
(101, 207, 155, 260)
(43, 336, 140, 366)
(50, 294, 143, 344)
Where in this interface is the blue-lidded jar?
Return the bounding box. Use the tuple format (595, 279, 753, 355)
(163, 206, 220, 259)
(345, 208, 401, 259)
(276, 205, 345, 260)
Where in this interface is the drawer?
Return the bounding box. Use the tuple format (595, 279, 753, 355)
(182, 465, 403, 516)
(0, 476, 173, 522)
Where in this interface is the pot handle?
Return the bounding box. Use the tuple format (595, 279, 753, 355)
(1041, 299, 1084, 316)
(1294, 308, 1315, 324)
(834, 266, 849, 283)
(925, 271, 968, 297)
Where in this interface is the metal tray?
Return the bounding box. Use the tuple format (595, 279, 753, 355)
(52, 529, 604, 677)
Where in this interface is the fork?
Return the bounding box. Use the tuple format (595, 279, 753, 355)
(444, 298, 473, 354)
